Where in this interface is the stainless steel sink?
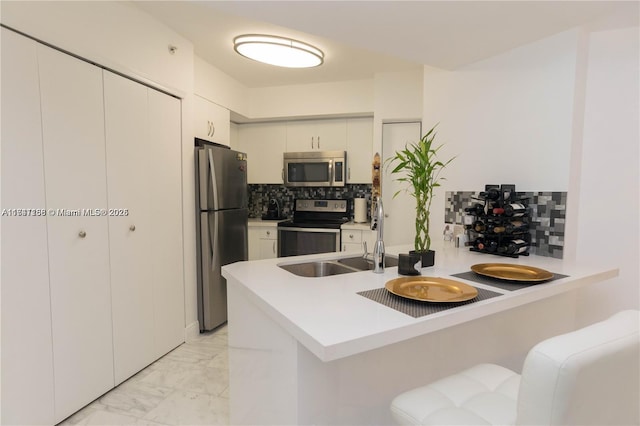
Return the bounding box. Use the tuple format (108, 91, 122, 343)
(279, 261, 360, 277)
(278, 255, 399, 277)
(337, 255, 399, 271)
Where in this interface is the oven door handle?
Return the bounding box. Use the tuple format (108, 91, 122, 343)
(278, 227, 340, 234)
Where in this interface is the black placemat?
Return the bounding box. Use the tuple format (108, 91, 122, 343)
(450, 271, 568, 292)
(357, 286, 503, 318)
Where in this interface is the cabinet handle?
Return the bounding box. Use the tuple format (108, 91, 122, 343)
(266, 230, 270, 236)
(129, 225, 136, 231)
(348, 167, 351, 180)
(318, 136, 320, 149)
(272, 241, 276, 254)
(311, 136, 314, 149)
(78, 230, 87, 238)
(349, 234, 354, 239)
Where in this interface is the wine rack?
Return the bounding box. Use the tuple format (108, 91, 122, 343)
(464, 184, 531, 258)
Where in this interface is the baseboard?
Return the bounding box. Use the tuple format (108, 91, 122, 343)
(184, 321, 200, 343)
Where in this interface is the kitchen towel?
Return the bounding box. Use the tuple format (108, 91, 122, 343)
(354, 198, 367, 223)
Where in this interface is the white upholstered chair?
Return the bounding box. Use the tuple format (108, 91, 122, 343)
(390, 310, 640, 425)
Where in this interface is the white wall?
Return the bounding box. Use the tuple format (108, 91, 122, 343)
(373, 70, 424, 159)
(246, 79, 374, 120)
(1, 0, 200, 338)
(420, 16, 639, 326)
(422, 29, 582, 249)
(573, 25, 639, 324)
(195, 56, 248, 116)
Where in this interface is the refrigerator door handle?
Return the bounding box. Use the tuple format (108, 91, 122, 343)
(208, 149, 219, 210)
(200, 213, 212, 327)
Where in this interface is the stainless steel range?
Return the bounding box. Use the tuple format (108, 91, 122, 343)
(277, 199, 349, 257)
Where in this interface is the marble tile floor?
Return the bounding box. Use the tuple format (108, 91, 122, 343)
(58, 325, 230, 426)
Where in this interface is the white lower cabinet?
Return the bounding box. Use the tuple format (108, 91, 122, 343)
(341, 227, 375, 253)
(249, 226, 279, 260)
(1, 29, 184, 425)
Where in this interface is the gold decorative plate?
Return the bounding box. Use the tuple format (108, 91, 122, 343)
(471, 263, 554, 282)
(385, 277, 478, 303)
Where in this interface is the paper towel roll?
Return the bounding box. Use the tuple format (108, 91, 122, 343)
(354, 198, 367, 223)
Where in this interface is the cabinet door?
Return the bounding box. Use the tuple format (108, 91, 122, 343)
(38, 44, 114, 422)
(315, 118, 347, 151)
(286, 119, 346, 151)
(194, 94, 230, 146)
(346, 118, 373, 183)
(148, 89, 185, 358)
(258, 237, 278, 259)
(0, 28, 55, 426)
(103, 71, 155, 384)
(236, 122, 287, 184)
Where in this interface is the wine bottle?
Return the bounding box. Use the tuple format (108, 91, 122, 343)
(472, 237, 486, 250)
(487, 224, 506, 234)
(505, 239, 529, 254)
(473, 220, 486, 232)
(479, 188, 500, 201)
(503, 203, 527, 217)
(492, 207, 505, 215)
(485, 240, 498, 252)
(505, 222, 529, 234)
(464, 203, 485, 216)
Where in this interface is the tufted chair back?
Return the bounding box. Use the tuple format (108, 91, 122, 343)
(516, 309, 639, 425)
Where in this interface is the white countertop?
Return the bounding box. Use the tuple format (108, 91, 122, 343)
(341, 221, 371, 230)
(248, 218, 286, 227)
(222, 243, 618, 362)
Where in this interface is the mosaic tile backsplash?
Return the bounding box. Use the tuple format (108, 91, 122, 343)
(248, 184, 372, 221)
(445, 191, 567, 259)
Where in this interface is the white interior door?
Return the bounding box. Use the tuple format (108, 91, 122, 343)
(381, 121, 422, 247)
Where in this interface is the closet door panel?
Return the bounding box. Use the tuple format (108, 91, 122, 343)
(38, 44, 114, 422)
(148, 89, 185, 357)
(0, 28, 55, 426)
(104, 71, 155, 384)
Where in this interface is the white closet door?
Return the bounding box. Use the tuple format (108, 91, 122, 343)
(0, 28, 55, 426)
(38, 44, 114, 422)
(104, 71, 155, 384)
(148, 89, 185, 357)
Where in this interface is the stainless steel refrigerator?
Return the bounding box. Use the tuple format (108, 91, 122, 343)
(195, 142, 248, 331)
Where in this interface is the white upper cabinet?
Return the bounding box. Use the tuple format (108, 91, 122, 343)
(194, 94, 230, 146)
(0, 28, 55, 426)
(38, 43, 115, 422)
(286, 119, 347, 152)
(235, 122, 287, 184)
(346, 117, 373, 184)
(235, 117, 373, 184)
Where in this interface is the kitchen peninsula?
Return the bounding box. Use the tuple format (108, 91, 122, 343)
(222, 243, 618, 425)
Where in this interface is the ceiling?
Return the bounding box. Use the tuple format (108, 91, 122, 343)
(132, 1, 628, 88)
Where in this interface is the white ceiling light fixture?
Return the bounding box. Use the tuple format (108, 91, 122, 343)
(233, 34, 324, 68)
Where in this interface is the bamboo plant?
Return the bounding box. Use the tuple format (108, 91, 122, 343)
(386, 124, 455, 253)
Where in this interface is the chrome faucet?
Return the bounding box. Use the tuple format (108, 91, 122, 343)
(371, 197, 385, 273)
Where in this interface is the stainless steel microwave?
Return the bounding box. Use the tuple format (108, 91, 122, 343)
(283, 151, 346, 187)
